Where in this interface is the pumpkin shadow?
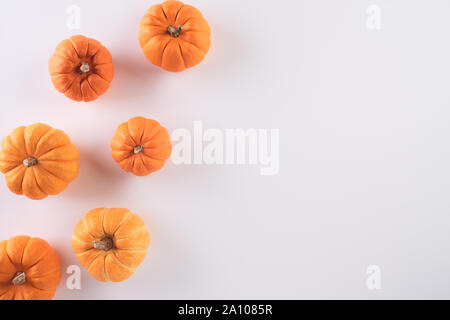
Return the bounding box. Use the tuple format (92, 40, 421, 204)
(62, 145, 124, 200)
(100, 53, 164, 104)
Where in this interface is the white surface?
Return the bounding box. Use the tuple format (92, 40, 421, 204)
(1, 0, 450, 299)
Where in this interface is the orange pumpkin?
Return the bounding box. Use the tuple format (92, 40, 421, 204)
(139, 0, 211, 72)
(0, 236, 61, 300)
(49, 35, 114, 102)
(72, 208, 150, 282)
(110, 117, 172, 176)
(0, 123, 79, 200)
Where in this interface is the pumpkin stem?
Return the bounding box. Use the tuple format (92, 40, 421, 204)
(167, 25, 182, 38)
(12, 271, 26, 286)
(93, 237, 114, 251)
(78, 62, 90, 74)
(23, 156, 38, 168)
(134, 145, 145, 154)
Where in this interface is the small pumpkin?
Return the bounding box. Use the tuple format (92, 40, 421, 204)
(49, 35, 114, 102)
(139, 0, 211, 72)
(0, 123, 79, 200)
(110, 116, 172, 176)
(72, 208, 150, 282)
(0, 236, 61, 300)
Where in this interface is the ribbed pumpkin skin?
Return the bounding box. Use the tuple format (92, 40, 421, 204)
(139, 0, 211, 72)
(110, 117, 172, 176)
(49, 35, 114, 102)
(72, 208, 150, 282)
(0, 123, 80, 200)
(0, 236, 61, 300)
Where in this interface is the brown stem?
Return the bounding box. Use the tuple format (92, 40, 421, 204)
(12, 271, 26, 285)
(167, 25, 182, 37)
(134, 145, 145, 154)
(23, 156, 38, 168)
(78, 62, 90, 73)
(93, 237, 114, 251)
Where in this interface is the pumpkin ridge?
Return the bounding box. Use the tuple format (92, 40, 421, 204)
(0, 136, 23, 158)
(34, 160, 77, 183)
(140, 21, 167, 29)
(0, 149, 24, 161)
(103, 255, 110, 282)
(20, 129, 29, 158)
(24, 247, 51, 271)
(110, 252, 136, 271)
(10, 288, 17, 300)
(83, 250, 104, 270)
(27, 267, 60, 281)
(142, 14, 168, 28)
(180, 37, 207, 55)
(100, 208, 109, 237)
(140, 31, 168, 47)
(134, 156, 150, 174)
(67, 37, 84, 59)
(4, 165, 25, 195)
(114, 225, 148, 241)
(91, 61, 113, 67)
(72, 235, 94, 245)
(75, 248, 99, 259)
(131, 156, 147, 174)
(88, 38, 103, 58)
(89, 64, 113, 83)
(22, 282, 55, 294)
(19, 237, 33, 268)
(24, 125, 53, 156)
(84, 77, 100, 96)
(52, 52, 77, 65)
(112, 211, 133, 237)
(125, 123, 138, 146)
(0, 161, 22, 174)
(20, 171, 32, 200)
(30, 167, 47, 197)
(49, 58, 77, 74)
(177, 42, 186, 69)
(33, 129, 68, 157)
(32, 167, 69, 195)
(102, 210, 132, 236)
(51, 74, 75, 93)
(159, 4, 169, 20)
(142, 35, 170, 62)
(116, 248, 148, 252)
(35, 132, 77, 158)
(2, 134, 24, 157)
(82, 218, 97, 240)
(59, 40, 80, 62)
(159, 39, 173, 66)
(2, 243, 15, 270)
(35, 145, 73, 160)
(111, 146, 134, 152)
(119, 157, 135, 172)
(64, 75, 83, 101)
(144, 125, 164, 142)
(0, 290, 13, 300)
(143, 147, 171, 161)
(180, 20, 211, 35)
(173, 3, 186, 24)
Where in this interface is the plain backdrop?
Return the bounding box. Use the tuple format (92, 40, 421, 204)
(1, 0, 450, 299)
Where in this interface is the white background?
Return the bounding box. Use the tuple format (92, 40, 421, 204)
(1, 0, 450, 299)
